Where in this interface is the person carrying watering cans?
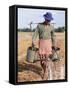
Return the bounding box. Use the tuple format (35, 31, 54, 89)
(32, 12, 60, 61)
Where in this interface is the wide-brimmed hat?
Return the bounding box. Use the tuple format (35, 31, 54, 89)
(43, 12, 53, 21)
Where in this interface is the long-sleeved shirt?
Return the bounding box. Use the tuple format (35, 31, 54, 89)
(32, 23, 56, 46)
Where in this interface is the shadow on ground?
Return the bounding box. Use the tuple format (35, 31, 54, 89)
(18, 61, 43, 78)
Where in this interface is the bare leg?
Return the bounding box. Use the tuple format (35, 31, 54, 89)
(40, 55, 49, 80)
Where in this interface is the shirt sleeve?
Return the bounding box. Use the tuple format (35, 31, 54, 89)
(32, 25, 39, 43)
(51, 27, 56, 47)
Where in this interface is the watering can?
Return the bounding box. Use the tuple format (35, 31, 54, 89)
(50, 46, 60, 61)
(26, 43, 39, 63)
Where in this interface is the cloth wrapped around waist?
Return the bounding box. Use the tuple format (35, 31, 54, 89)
(38, 39, 52, 56)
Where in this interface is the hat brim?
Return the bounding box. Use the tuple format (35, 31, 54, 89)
(43, 15, 53, 21)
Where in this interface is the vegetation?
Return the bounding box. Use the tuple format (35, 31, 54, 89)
(18, 26, 65, 32)
(18, 28, 35, 32)
(54, 27, 65, 32)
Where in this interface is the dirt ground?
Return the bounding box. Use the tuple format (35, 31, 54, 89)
(17, 32, 65, 82)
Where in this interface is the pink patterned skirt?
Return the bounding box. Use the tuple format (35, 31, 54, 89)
(38, 39, 52, 56)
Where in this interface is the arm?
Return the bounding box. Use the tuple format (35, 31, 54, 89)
(32, 25, 39, 45)
(51, 29, 56, 47)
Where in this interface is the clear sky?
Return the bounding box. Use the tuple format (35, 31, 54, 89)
(18, 8, 65, 29)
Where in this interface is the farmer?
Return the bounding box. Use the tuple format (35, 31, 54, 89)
(32, 12, 56, 60)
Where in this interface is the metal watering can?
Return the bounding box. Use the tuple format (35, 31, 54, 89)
(26, 43, 39, 63)
(51, 46, 60, 61)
